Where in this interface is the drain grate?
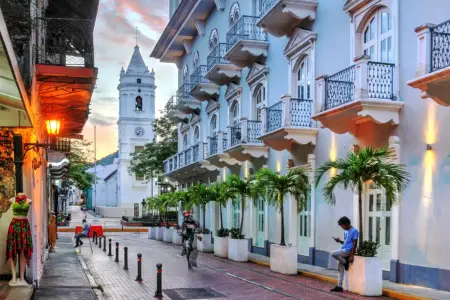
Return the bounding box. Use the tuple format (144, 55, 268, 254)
(163, 288, 226, 299)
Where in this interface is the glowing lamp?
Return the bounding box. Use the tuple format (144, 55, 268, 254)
(46, 120, 61, 135)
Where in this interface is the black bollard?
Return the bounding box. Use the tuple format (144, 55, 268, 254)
(92, 231, 96, 242)
(135, 254, 143, 282)
(95, 232, 98, 245)
(154, 264, 163, 298)
(115, 242, 119, 262)
(99, 235, 102, 249)
(108, 239, 113, 256)
(103, 236, 107, 252)
(123, 247, 128, 270)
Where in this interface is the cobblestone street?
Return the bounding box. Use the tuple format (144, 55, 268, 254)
(78, 234, 393, 300)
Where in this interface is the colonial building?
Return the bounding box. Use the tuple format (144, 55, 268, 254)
(151, 0, 450, 292)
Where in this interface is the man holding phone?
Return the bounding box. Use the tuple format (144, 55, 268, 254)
(330, 216, 359, 293)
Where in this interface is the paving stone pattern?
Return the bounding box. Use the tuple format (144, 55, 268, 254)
(80, 234, 393, 300)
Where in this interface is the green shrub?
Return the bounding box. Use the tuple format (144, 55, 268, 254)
(216, 228, 229, 237)
(229, 228, 244, 239)
(356, 240, 380, 257)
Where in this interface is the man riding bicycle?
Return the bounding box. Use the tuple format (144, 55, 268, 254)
(180, 211, 200, 257)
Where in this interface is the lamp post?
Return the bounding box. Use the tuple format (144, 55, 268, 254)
(141, 198, 146, 217)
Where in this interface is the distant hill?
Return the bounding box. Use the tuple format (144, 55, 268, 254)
(97, 151, 119, 166)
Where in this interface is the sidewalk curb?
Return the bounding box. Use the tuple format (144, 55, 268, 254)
(77, 251, 106, 300)
(247, 259, 431, 300)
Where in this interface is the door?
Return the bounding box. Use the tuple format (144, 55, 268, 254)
(256, 198, 265, 247)
(297, 196, 311, 256)
(362, 8, 393, 63)
(232, 199, 240, 229)
(367, 185, 392, 270)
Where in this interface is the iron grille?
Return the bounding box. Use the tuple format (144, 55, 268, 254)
(49, 137, 71, 153)
(185, 148, 192, 165)
(230, 123, 242, 147)
(209, 135, 218, 156)
(226, 16, 267, 51)
(247, 120, 263, 144)
(324, 65, 356, 110)
(259, 0, 277, 16)
(165, 96, 176, 111)
(207, 43, 232, 72)
(223, 133, 228, 150)
(367, 62, 394, 99)
(173, 156, 178, 169)
(291, 98, 313, 127)
(192, 143, 200, 162)
(190, 65, 209, 87)
(35, 18, 94, 67)
(179, 152, 185, 168)
(164, 161, 170, 174)
(431, 19, 450, 72)
(176, 84, 195, 105)
(267, 101, 282, 132)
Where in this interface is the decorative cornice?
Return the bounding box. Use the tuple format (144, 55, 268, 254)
(246, 63, 269, 86)
(206, 100, 220, 115)
(190, 113, 201, 126)
(284, 29, 317, 58)
(225, 83, 242, 102)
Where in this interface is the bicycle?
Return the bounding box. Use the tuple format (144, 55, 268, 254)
(178, 231, 202, 269)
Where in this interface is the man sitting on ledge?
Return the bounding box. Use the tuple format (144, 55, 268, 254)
(74, 218, 90, 248)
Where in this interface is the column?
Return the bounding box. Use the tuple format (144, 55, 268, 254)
(414, 24, 434, 77)
(315, 75, 327, 112)
(281, 94, 292, 127)
(389, 136, 401, 283)
(353, 55, 370, 101)
(308, 154, 316, 265)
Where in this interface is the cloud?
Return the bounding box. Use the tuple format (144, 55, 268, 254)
(88, 112, 117, 126)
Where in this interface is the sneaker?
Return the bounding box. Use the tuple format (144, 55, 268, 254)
(74, 244, 79, 248)
(80, 241, 84, 246)
(330, 286, 343, 292)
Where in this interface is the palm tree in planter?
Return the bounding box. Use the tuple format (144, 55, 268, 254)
(153, 195, 166, 241)
(161, 192, 178, 243)
(188, 184, 214, 253)
(209, 182, 233, 258)
(226, 175, 255, 262)
(146, 197, 158, 240)
(316, 147, 410, 296)
(253, 167, 309, 274)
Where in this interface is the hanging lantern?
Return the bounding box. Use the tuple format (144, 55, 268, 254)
(45, 120, 61, 135)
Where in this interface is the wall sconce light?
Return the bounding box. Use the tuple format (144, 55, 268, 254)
(426, 144, 433, 151)
(45, 120, 61, 135)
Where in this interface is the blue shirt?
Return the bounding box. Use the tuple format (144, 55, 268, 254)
(82, 223, 90, 236)
(341, 227, 359, 252)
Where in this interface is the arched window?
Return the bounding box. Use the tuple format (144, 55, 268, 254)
(135, 96, 143, 111)
(193, 126, 200, 144)
(297, 56, 312, 100)
(183, 134, 189, 150)
(193, 51, 199, 69)
(254, 84, 265, 121)
(183, 65, 189, 84)
(209, 29, 219, 50)
(137, 78, 141, 84)
(229, 101, 240, 125)
(210, 114, 218, 136)
(362, 8, 393, 62)
(229, 2, 240, 28)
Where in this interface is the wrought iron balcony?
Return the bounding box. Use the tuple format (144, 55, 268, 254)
(208, 135, 218, 156)
(163, 142, 208, 177)
(166, 96, 189, 123)
(225, 120, 268, 161)
(314, 56, 402, 135)
(408, 20, 450, 106)
(35, 18, 95, 68)
(257, 0, 317, 37)
(206, 43, 241, 85)
(225, 16, 269, 67)
(175, 84, 201, 114)
(259, 96, 317, 151)
(205, 132, 240, 168)
(190, 65, 220, 101)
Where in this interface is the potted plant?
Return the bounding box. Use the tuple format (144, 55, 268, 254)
(214, 228, 229, 258)
(146, 197, 158, 240)
(209, 182, 233, 258)
(189, 184, 213, 252)
(228, 228, 247, 262)
(253, 168, 309, 274)
(162, 193, 178, 243)
(345, 241, 382, 296)
(154, 195, 165, 241)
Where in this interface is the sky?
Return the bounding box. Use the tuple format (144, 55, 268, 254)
(82, 0, 177, 160)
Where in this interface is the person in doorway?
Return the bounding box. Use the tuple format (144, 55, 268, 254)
(74, 219, 90, 248)
(330, 216, 359, 293)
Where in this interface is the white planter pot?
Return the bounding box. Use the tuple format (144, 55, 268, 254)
(198, 233, 213, 252)
(147, 227, 152, 239)
(214, 237, 229, 258)
(172, 230, 182, 245)
(344, 256, 382, 296)
(149, 227, 157, 239)
(156, 227, 164, 241)
(163, 228, 173, 243)
(270, 244, 298, 275)
(228, 238, 248, 262)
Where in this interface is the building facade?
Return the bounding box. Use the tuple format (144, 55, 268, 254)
(152, 0, 450, 292)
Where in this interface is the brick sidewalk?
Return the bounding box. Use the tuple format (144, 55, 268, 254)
(80, 235, 393, 300)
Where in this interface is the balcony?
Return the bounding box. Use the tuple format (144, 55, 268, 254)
(224, 120, 269, 162)
(257, 0, 317, 37)
(259, 95, 318, 151)
(163, 142, 213, 179)
(313, 56, 403, 135)
(205, 132, 241, 168)
(225, 16, 269, 68)
(408, 20, 450, 106)
(166, 96, 189, 123)
(206, 43, 241, 86)
(175, 84, 201, 114)
(189, 65, 220, 101)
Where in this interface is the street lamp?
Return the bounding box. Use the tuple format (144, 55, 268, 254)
(45, 120, 61, 135)
(141, 198, 146, 216)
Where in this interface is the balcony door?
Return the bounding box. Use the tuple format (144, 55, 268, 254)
(193, 126, 200, 144)
(253, 84, 265, 121)
(210, 114, 218, 136)
(297, 196, 311, 256)
(362, 8, 393, 63)
(297, 56, 312, 100)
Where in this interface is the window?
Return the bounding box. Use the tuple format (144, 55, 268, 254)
(210, 114, 218, 136)
(362, 8, 393, 63)
(135, 96, 143, 111)
(183, 65, 189, 84)
(229, 2, 240, 28)
(134, 146, 144, 153)
(209, 29, 219, 50)
(297, 56, 312, 100)
(137, 78, 141, 84)
(254, 84, 265, 121)
(230, 101, 240, 125)
(193, 51, 199, 69)
(138, 89, 141, 93)
(193, 126, 200, 144)
(183, 134, 189, 150)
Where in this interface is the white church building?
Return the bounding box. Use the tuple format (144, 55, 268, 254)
(90, 45, 158, 218)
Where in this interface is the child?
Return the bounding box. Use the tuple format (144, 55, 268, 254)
(330, 216, 359, 292)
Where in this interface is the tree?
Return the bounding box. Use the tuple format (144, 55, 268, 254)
(67, 140, 94, 190)
(253, 168, 309, 246)
(315, 147, 410, 245)
(189, 184, 213, 232)
(226, 175, 255, 234)
(209, 182, 233, 230)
